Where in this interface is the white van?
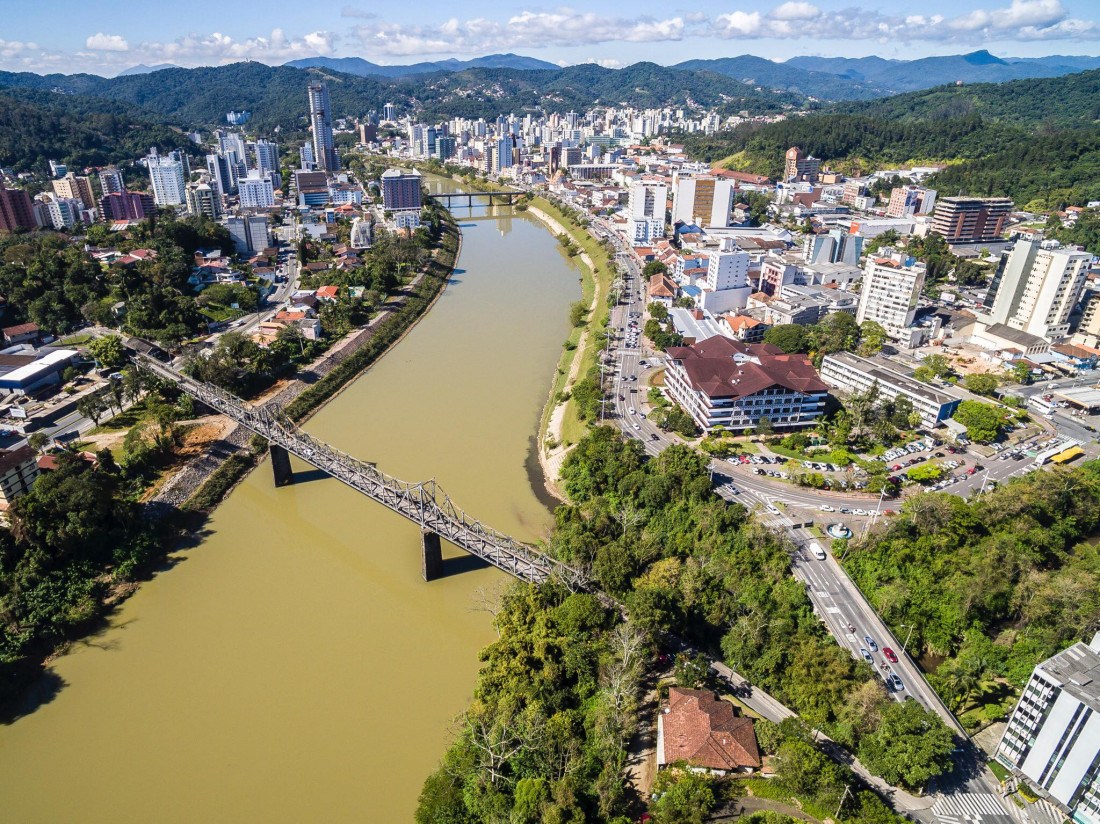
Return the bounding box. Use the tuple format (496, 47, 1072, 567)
(808, 542, 827, 560)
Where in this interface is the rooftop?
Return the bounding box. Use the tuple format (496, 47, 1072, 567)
(660, 687, 761, 771)
(665, 335, 827, 400)
(1038, 639, 1100, 712)
(823, 352, 961, 406)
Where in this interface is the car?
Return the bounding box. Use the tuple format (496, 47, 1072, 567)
(766, 504, 781, 515)
(628, 408, 636, 415)
(853, 508, 869, 516)
(883, 647, 898, 663)
(933, 451, 944, 458)
(864, 635, 878, 651)
(820, 504, 836, 512)
(650, 433, 659, 440)
(859, 648, 874, 665)
(840, 508, 852, 514)
(887, 673, 905, 692)
(753, 468, 765, 475)
(739, 455, 751, 464)
(633, 423, 641, 430)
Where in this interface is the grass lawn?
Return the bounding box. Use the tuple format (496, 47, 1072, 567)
(59, 333, 94, 346)
(988, 761, 1010, 782)
(531, 197, 615, 447)
(90, 399, 152, 433)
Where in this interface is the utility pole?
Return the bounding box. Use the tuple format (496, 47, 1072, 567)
(835, 784, 853, 820)
(901, 623, 916, 653)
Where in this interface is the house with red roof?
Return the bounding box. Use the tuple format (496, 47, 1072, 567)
(663, 335, 827, 432)
(648, 273, 680, 307)
(658, 687, 761, 774)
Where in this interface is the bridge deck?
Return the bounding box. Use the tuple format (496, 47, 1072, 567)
(136, 355, 576, 585)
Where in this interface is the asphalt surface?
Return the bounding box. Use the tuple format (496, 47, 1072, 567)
(595, 229, 1013, 819)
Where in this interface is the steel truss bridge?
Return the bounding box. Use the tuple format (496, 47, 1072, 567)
(136, 354, 579, 585)
(427, 191, 520, 206)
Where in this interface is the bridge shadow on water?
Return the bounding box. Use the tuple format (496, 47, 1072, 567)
(288, 467, 331, 485)
(439, 552, 491, 578)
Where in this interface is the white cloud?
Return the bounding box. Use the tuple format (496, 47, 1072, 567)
(85, 33, 129, 52)
(0, 2, 1098, 75)
(770, 2, 821, 21)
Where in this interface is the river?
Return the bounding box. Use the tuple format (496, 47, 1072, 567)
(0, 180, 581, 822)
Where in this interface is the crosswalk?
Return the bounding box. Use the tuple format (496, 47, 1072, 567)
(932, 793, 1016, 824)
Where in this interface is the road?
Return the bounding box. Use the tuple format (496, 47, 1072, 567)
(594, 230, 1013, 820)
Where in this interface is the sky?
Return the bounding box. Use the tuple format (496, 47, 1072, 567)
(2, 0, 1100, 76)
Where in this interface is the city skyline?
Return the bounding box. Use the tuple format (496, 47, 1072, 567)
(2, 0, 1100, 76)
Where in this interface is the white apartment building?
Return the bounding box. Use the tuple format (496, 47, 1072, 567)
(699, 239, 752, 314)
(0, 446, 39, 508)
(628, 179, 666, 245)
(988, 240, 1091, 341)
(819, 352, 962, 429)
(147, 148, 187, 207)
(664, 336, 828, 433)
(238, 174, 276, 209)
(997, 635, 1100, 824)
(856, 251, 927, 338)
(671, 173, 736, 228)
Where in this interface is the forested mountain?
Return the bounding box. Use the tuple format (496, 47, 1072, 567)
(788, 50, 1100, 94)
(284, 53, 559, 77)
(680, 68, 1100, 210)
(675, 55, 884, 100)
(842, 68, 1100, 127)
(0, 61, 796, 132)
(0, 89, 196, 173)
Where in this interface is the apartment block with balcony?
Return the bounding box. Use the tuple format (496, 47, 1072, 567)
(663, 336, 827, 433)
(997, 636, 1100, 824)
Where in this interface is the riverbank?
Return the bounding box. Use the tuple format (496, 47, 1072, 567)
(526, 197, 615, 497)
(173, 213, 461, 514)
(0, 213, 461, 714)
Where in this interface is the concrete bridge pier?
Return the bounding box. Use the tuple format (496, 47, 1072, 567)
(270, 444, 294, 486)
(421, 530, 443, 581)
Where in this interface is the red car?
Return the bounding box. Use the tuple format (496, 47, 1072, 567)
(883, 647, 898, 663)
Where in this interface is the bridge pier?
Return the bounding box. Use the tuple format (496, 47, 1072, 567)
(270, 444, 294, 486)
(421, 529, 443, 581)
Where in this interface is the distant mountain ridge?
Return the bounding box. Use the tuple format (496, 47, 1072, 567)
(283, 53, 560, 77)
(679, 50, 1100, 100)
(117, 63, 182, 76)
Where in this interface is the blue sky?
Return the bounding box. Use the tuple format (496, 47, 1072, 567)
(2, 0, 1099, 75)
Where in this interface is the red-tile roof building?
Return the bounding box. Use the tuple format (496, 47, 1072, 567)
(658, 687, 761, 773)
(664, 335, 827, 432)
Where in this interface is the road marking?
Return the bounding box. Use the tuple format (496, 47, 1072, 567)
(825, 607, 842, 614)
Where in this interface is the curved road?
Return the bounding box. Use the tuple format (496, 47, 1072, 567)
(596, 226, 1013, 822)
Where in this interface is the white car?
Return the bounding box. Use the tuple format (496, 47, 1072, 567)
(820, 504, 836, 512)
(628, 408, 636, 415)
(766, 505, 781, 515)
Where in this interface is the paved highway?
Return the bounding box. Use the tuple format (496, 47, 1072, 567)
(595, 230, 1013, 819)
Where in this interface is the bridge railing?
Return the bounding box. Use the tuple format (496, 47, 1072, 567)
(134, 353, 582, 584)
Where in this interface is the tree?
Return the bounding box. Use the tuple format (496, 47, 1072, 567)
(674, 653, 710, 689)
(963, 373, 999, 396)
(922, 354, 953, 379)
(87, 334, 125, 370)
(649, 770, 717, 824)
(764, 324, 809, 354)
(1009, 360, 1033, 385)
(813, 312, 860, 355)
(643, 260, 669, 276)
(569, 300, 588, 327)
(952, 400, 1009, 443)
(754, 416, 775, 438)
(907, 463, 944, 484)
(857, 321, 887, 357)
(857, 700, 954, 790)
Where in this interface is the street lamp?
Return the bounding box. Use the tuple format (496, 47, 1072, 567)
(900, 623, 916, 654)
